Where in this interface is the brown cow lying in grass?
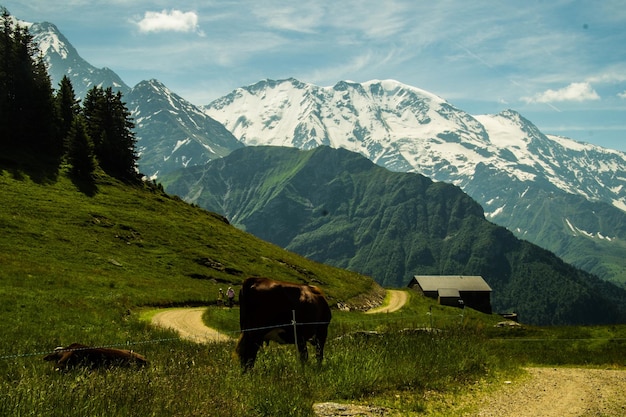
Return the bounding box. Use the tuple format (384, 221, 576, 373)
(43, 343, 148, 370)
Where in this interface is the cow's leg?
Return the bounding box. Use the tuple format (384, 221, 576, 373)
(314, 326, 328, 365)
(297, 337, 309, 363)
(243, 344, 261, 371)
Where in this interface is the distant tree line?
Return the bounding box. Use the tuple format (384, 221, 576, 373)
(0, 8, 139, 182)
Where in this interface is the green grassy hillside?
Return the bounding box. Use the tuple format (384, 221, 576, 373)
(0, 167, 377, 354)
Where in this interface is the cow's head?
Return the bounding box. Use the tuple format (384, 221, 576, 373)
(43, 346, 66, 362)
(235, 333, 258, 371)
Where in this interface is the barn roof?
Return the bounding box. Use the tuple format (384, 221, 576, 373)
(437, 288, 461, 298)
(412, 275, 492, 292)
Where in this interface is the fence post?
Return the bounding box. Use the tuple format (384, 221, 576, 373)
(292, 310, 299, 359)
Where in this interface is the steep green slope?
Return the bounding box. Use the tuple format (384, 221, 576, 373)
(162, 146, 626, 325)
(0, 167, 378, 354)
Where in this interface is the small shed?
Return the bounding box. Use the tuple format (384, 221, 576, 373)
(436, 288, 462, 308)
(408, 275, 492, 314)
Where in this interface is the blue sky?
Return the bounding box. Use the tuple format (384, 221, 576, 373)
(4, 0, 626, 151)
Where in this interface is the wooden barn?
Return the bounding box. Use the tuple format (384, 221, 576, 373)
(408, 275, 492, 314)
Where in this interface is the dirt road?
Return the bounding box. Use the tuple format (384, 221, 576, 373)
(151, 307, 232, 343)
(467, 367, 626, 417)
(365, 290, 407, 314)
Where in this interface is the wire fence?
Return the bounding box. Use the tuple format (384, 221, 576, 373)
(3, 307, 624, 362)
(0, 308, 461, 362)
(0, 337, 182, 362)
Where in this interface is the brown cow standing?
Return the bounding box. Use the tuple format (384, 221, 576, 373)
(235, 277, 331, 371)
(43, 343, 148, 370)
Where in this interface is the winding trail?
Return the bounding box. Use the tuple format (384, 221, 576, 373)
(150, 290, 408, 343)
(151, 307, 232, 343)
(149, 295, 626, 415)
(365, 289, 407, 314)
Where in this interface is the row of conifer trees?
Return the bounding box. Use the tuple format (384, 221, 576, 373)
(0, 8, 139, 182)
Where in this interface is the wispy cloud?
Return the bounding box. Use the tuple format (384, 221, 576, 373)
(618, 91, 626, 99)
(522, 82, 601, 103)
(135, 9, 202, 34)
(251, 3, 324, 34)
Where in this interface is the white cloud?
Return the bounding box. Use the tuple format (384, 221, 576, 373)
(522, 82, 601, 103)
(619, 91, 626, 99)
(135, 9, 200, 34)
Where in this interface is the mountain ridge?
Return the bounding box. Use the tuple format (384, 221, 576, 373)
(204, 78, 626, 211)
(126, 79, 243, 179)
(29, 21, 130, 99)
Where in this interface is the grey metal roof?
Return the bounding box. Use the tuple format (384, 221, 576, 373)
(413, 275, 492, 292)
(437, 288, 461, 297)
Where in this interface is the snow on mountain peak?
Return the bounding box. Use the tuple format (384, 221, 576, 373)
(30, 21, 130, 99)
(204, 78, 626, 212)
(205, 78, 493, 176)
(31, 22, 73, 60)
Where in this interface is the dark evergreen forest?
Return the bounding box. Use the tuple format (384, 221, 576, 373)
(0, 8, 138, 184)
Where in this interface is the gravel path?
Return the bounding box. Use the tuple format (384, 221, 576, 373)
(151, 290, 409, 344)
(151, 307, 232, 343)
(468, 367, 626, 417)
(365, 290, 408, 314)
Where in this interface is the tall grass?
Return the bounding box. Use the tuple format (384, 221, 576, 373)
(485, 324, 626, 367)
(0, 326, 493, 417)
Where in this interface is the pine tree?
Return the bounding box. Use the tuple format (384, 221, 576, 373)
(82, 86, 139, 181)
(0, 8, 12, 146)
(67, 116, 96, 178)
(82, 85, 105, 146)
(0, 8, 60, 159)
(55, 75, 81, 154)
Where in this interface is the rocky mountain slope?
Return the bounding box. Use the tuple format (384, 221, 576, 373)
(27, 21, 241, 179)
(29, 22, 130, 99)
(125, 80, 243, 179)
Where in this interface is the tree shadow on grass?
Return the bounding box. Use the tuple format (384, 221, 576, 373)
(0, 147, 63, 184)
(70, 173, 98, 196)
(1, 149, 98, 196)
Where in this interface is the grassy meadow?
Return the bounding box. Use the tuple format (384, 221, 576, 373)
(2, 168, 626, 416)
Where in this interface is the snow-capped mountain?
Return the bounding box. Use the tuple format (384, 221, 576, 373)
(204, 78, 626, 285)
(205, 78, 626, 211)
(126, 80, 242, 179)
(27, 20, 240, 179)
(28, 21, 129, 99)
